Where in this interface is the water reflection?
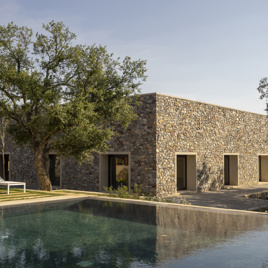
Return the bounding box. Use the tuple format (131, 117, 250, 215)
(0, 200, 267, 267)
(156, 206, 268, 263)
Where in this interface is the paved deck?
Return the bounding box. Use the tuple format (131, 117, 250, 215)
(170, 182, 268, 211)
(1, 184, 268, 212)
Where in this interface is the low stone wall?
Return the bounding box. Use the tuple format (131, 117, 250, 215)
(245, 192, 268, 200)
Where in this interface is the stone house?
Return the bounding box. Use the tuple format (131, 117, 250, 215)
(1, 93, 268, 196)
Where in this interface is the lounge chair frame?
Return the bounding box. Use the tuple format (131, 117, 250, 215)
(0, 178, 26, 194)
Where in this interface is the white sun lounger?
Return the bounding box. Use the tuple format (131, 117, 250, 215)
(0, 177, 26, 194)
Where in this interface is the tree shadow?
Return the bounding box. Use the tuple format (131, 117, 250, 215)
(197, 160, 223, 192)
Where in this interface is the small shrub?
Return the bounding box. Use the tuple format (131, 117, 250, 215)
(115, 185, 131, 198)
(103, 186, 116, 197)
(103, 185, 190, 205)
(133, 184, 142, 199)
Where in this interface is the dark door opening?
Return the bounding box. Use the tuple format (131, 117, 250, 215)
(49, 155, 60, 187)
(259, 156, 268, 182)
(224, 155, 230, 185)
(0, 154, 9, 181)
(259, 156, 262, 182)
(108, 155, 129, 189)
(177, 155, 187, 190)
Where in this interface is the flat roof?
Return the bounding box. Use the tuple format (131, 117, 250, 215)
(139, 92, 267, 117)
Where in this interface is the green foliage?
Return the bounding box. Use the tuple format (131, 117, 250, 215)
(257, 77, 268, 112)
(0, 21, 147, 162)
(0, 21, 146, 189)
(133, 183, 142, 199)
(102, 184, 190, 204)
(103, 184, 142, 199)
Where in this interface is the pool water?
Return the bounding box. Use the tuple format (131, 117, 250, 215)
(0, 199, 268, 267)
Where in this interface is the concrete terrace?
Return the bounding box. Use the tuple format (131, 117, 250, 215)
(0, 184, 268, 214)
(173, 182, 268, 211)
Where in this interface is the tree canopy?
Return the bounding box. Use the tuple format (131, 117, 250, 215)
(257, 77, 268, 112)
(0, 21, 147, 190)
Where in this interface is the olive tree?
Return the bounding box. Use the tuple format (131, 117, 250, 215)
(0, 21, 147, 190)
(257, 77, 268, 112)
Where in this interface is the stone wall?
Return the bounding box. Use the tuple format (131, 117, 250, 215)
(61, 155, 100, 191)
(61, 94, 157, 193)
(156, 93, 268, 196)
(105, 94, 157, 194)
(4, 136, 39, 189)
(1, 93, 267, 195)
(1, 94, 157, 193)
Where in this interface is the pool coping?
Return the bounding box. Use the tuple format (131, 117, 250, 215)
(0, 193, 268, 217)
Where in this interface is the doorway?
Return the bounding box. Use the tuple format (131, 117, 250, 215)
(259, 156, 268, 182)
(177, 155, 187, 190)
(224, 155, 230, 185)
(224, 155, 238, 186)
(108, 155, 129, 189)
(0, 154, 9, 181)
(176, 154, 196, 191)
(49, 154, 61, 187)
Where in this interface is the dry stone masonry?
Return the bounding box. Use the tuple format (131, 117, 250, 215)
(1, 93, 267, 196)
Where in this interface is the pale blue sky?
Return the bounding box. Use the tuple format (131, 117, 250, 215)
(1, 0, 268, 114)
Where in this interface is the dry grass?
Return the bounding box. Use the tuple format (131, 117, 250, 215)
(0, 188, 63, 202)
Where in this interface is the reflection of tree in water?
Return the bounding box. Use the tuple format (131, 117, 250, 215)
(0, 200, 157, 267)
(3, 199, 268, 267)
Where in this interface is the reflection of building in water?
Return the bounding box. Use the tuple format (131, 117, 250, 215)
(155, 205, 268, 261)
(1, 199, 268, 266)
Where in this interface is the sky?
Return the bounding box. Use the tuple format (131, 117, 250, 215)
(1, 0, 268, 114)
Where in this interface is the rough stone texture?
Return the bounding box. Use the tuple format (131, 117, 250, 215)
(61, 155, 100, 191)
(1, 93, 267, 195)
(245, 192, 268, 200)
(108, 94, 157, 194)
(156, 94, 268, 195)
(0, 94, 157, 193)
(3, 136, 39, 189)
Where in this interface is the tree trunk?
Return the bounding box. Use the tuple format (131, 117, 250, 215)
(33, 148, 52, 191)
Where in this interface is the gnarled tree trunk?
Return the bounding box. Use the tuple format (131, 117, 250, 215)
(33, 147, 52, 191)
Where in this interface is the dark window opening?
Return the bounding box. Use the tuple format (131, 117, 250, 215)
(49, 155, 60, 186)
(259, 156, 262, 182)
(0, 154, 9, 181)
(177, 155, 187, 190)
(224, 155, 230, 185)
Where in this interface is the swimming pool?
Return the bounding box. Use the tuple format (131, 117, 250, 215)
(0, 198, 267, 267)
